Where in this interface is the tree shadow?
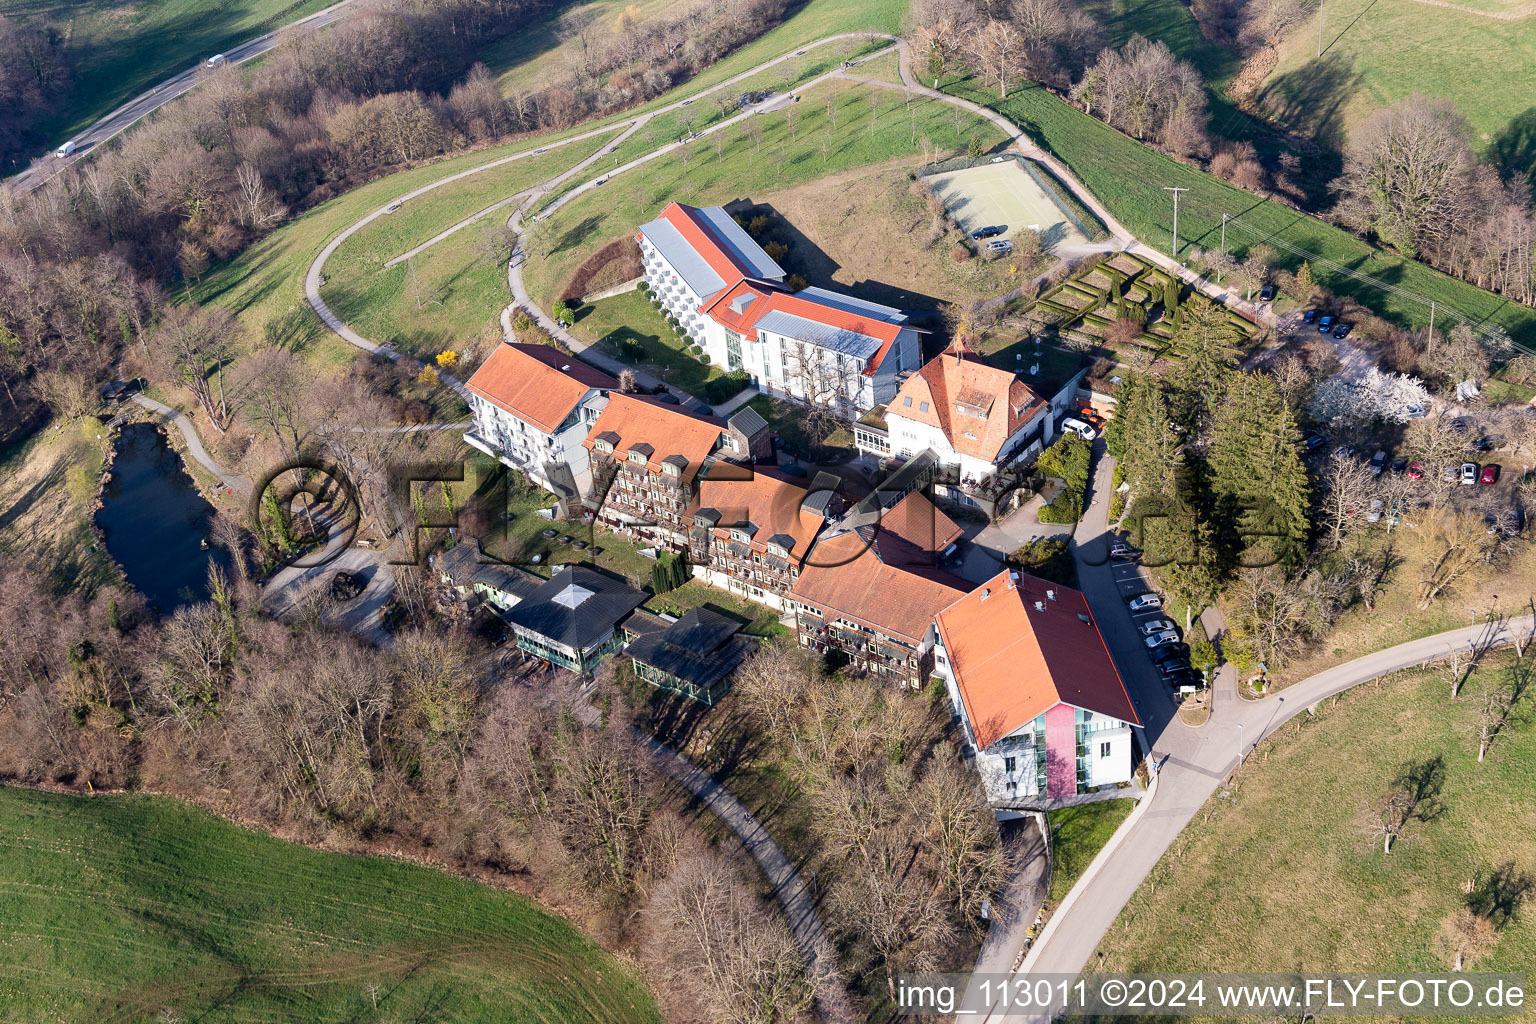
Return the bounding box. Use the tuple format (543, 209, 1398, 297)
(1255, 55, 1364, 154)
(1490, 107, 1536, 190)
(1467, 861, 1535, 930)
(551, 215, 602, 257)
(1394, 754, 1447, 824)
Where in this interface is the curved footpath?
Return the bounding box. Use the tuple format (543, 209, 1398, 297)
(641, 735, 856, 1023)
(126, 393, 253, 497)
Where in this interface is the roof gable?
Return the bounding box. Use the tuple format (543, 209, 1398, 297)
(891, 352, 1046, 463)
(465, 344, 616, 433)
(935, 570, 1139, 750)
(792, 531, 969, 643)
(687, 465, 825, 559)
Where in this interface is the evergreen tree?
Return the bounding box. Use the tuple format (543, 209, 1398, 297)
(1205, 374, 1311, 567)
(1295, 261, 1315, 302)
(1162, 275, 1180, 317)
(1172, 295, 1240, 409)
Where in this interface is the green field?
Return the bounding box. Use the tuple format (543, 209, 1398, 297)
(318, 134, 623, 358)
(191, 123, 613, 365)
(523, 78, 1010, 309)
(944, 76, 1536, 346)
(0, 785, 661, 1023)
(1095, 661, 1536, 1000)
(1261, 0, 1536, 176)
(5, 0, 333, 144)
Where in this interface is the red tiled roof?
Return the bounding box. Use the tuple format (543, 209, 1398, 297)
(465, 343, 617, 434)
(581, 393, 726, 484)
(698, 285, 907, 375)
(935, 569, 1139, 750)
(792, 530, 970, 644)
(657, 203, 759, 293)
(686, 465, 825, 559)
(891, 351, 1046, 463)
(870, 490, 964, 568)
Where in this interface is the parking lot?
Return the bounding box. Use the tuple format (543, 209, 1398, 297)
(1104, 540, 1203, 698)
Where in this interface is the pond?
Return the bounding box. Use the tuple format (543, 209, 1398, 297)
(96, 422, 232, 611)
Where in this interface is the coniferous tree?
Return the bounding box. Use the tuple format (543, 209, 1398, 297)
(1172, 295, 1240, 408)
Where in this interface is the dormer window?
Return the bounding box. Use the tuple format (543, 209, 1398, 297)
(594, 439, 613, 453)
(663, 462, 681, 477)
(628, 451, 646, 464)
(919, 401, 929, 413)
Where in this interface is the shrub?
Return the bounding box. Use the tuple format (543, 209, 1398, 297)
(786, 273, 807, 291)
(1034, 433, 1092, 524)
(950, 244, 971, 264)
(764, 240, 788, 261)
(703, 370, 750, 404)
(651, 551, 690, 593)
(1009, 537, 1076, 587)
(637, 281, 651, 295)
(512, 308, 535, 332)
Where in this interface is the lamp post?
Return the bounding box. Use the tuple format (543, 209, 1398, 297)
(1236, 722, 1245, 766)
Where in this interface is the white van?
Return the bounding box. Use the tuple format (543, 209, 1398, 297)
(205, 54, 226, 68)
(55, 140, 78, 158)
(1062, 417, 1097, 440)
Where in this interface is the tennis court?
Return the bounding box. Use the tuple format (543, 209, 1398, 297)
(926, 160, 1088, 250)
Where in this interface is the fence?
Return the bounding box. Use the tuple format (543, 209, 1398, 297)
(916, 152, 1101, 243)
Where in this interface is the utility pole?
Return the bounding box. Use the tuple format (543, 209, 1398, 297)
(1318, 0, 1324, 57)
(1428, 300, 1436, 343)
(1164, 186, 1189, 261)
(1220, 212, 1228, 256)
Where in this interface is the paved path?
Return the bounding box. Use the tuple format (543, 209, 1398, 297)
(640, 735, 857, 1024)
(9, 0, 362, 192)
(127, 394, 253, 497)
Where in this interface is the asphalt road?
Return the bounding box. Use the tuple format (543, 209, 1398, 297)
(7, 0, 361, 193)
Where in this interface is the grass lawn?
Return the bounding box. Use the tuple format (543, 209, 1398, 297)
(747, 394, 857, 463)
(7, 0, 333, 145)
(1261, 529, 1536, 690)
(943, 76, 1536, 348)
(847, 48, 905, 86)
(0, 417, 120, 599)
(1047, 799, 1136, 903)
(1094, 658, 1536, 991)
(191, 124, 617, 369)
(567, 289, 727, 397)
(483, 0, 908, 112)
(522, 78, 1009, 311)
(1261, 0, 1536, 175)
(645, 579, 788, 637)
(0, 785, 660, 1023)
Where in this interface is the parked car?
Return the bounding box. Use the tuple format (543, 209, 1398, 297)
(1157, 659, 1192, 677)
(971, 225, 1003, 240)
(384, 201, 402, 214)
(1317, 315, 1336, 332)
(1461, 462, 1479, 485)
(1332, 322, 1353, 339)
(1139, 618, 1176, 636)
(1111, 543, 1141, 561)
(1390, 457, 1408, 474)
(1259, 284, 1276, 302)
(205, 53, 226, 68)
(1331, 446, 1354, 460)
(1302, 308, 1319, 324)
(1369, 450, 1387, 475)
(1302, 430, 1325, 451)
(1408, 461, 1424, 480)
(1482, 464, 1501, 485)
(1145, 631, 1181, 649)
(1128, 593, 1163, 612)
(1062, 417, 1097, 440)
(1366, 499, 1384, 523)
(1151, 644, 1189, 664)
(986, 239, 1013, 255)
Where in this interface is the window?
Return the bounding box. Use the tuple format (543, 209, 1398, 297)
(1099, 741, 1112, 759)
(725, 330, 744, 370)
(919, 401, 929, 413)
(903, 397, 913, 407)
(1004, 756, 1017, 773)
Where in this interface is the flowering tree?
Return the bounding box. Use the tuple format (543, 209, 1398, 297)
(1307, 367, 1431, 428)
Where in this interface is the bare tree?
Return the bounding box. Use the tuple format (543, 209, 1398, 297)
(1414, 508, 1498, 609)
(1316, 454, 1373, 549)
(647, 851, 821, 1024)
(1435, 907, 1498, 971)
(149, 302, 238, 431)
(1473, 676, 1516, 762)
(968, 20, 1026, 98)
(1360, 757, 1444, 854)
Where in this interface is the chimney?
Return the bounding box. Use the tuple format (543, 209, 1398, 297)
(1047, 589, 1056, 602)
(979, 588, 991, 602)
(1007, 571, 1018, 589)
